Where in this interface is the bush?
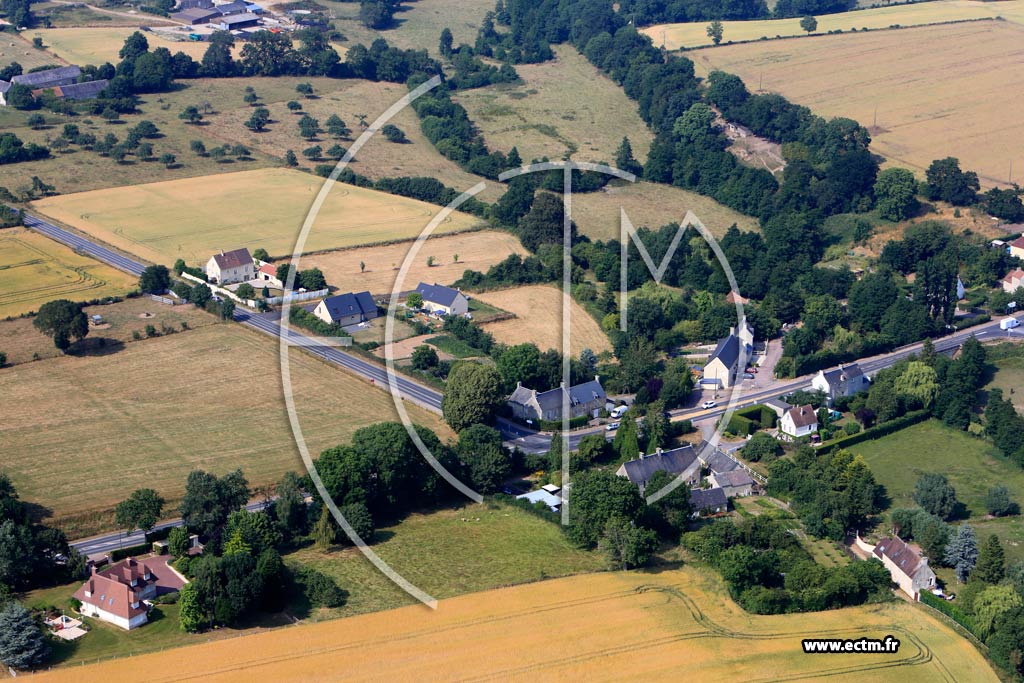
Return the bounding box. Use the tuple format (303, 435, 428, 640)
(154, 591, 180, 605)
(727, 414, 757, 436)
(920, 590, 980, 638)
(110, 542, 151, 561)
(298, 567, 346, 608)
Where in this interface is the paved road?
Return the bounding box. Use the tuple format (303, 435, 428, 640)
(22, 210, 1023, 456)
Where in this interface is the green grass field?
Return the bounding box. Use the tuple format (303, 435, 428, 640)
(286, 502, 606, 619)
(453, 45, 654, 165)
(642, 0, 1024, 49)
(983, 342, 1024, 413)
(314, 0, 496, 52)
(0, 227, 138, 318)
(33, 167, 483, 267)
(0, 323, 452, 537)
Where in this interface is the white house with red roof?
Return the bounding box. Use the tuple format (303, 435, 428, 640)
(1003, 268, 1024, 294)
(73, 557, 185, 630)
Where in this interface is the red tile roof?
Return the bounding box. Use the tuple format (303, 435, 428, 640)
(872, 536, 925, 578)
(259, 263, 277, 276)
(1010, 236, 1024, 250)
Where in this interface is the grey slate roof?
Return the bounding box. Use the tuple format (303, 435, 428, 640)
(619, 445, 699, 488)
(415, 282, 463, 307)
(12, 65, 81, 88)
(215, 0, 249, 13)
(690, 487, 728, 513)
(714, 469, 755, 488)
(212, 247, 252, 271)
(821, 363, 864, 390)
(219, 11, 258, 24)
(319, 291, 377, 322)
(0, 81, 10, 94)
(173, 7, 220, 21)
(708, 333, 739, 369)
(696, 440, 740, 474)
(52, 79, 108, 100)
(534, 379, 605, 414)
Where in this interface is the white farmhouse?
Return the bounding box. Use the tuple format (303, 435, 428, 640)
(780, 404, 818, 438)
(205, 248, 255, 285)
(871, 536, 937, 601)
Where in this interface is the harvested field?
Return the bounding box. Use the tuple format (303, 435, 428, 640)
(0, 227, 137, 318)
(31, 563, 999, 682)
(203, 78, 502, 202)
(0, 33, 61, 70)
(687, 21, 1024, 187)
(300, 230, 527, 296)
(32, 167, 483, 266)
(643, 0, 1024, 48)
(475, 285, 611, 355)
(571, 181, 760, 241)
(29, 27, 225, 65)
(0, 323, 451, 535)
(454, 45, 654, 165)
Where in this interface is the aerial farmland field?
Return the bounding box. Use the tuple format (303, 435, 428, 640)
(642, 0, 1024, 48)
(453, 45, 654, 165)
(0, 323, 451, 536)
(31, 167, 484, 266)
(0, 227, 137, 318)
(474, 284, 612, 355)
(299, 230, 528, 296)
(686, 21, 1024, 186)
(29, 27, 231, 65)
(29, 564, 999, 682)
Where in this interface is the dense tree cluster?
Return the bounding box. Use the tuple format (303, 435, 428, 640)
(0, 475, 72, 594)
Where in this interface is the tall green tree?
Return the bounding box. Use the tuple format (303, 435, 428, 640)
(973, 534, 1006, 584)
(442, 363, 503, 431)
(913, 473, 958, 520)
(139, 264, 171, 294)
(874, 168, 919, 221)
(32, 299, 88, 351)
(114, 488, 165, 534)
(706, 20, 724, 45)
(0, 602, 48, 671)
(599, 516, 658, 570)
(457, 424, 510, 493)
(313, 504, 336, 550)
(179, 469, 249, 541)
(944, 523, 978, 583)
(567, 470, 646, 548)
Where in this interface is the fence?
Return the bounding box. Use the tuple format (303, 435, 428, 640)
(179, 272, 246, 306)
(263, 288, 329, 306)
(148, 294, 179, 306)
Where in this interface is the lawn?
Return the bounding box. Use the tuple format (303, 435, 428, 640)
(299, 230, 527, 296)
(570, 180, 760, 242)
(983, 342, 1024, 413)
(0, 295, 218, 365)
(642, 0, 1024, 49)
(30, 27, 216, 65)
(453, 45, 654, 165)
(474, 284, 612, 355)
(202, 77, 503, 202)
(32, 167, 484, 267)
(28, 562, 999, 682)
(0, 227, 137, 318)
(685, 20, 1024, 187)
(0, 323, 452, 537)
(287, 502, 605, 618)
(849, 420, 1024, 518)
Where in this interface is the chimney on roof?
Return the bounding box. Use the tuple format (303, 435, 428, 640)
(656, 447, 663, 456)
(639, 451, 646, 459)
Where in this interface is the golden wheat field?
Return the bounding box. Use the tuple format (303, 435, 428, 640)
(688, 21, 1024, 186)
(643, 0, 1024, 48)
(474, 284, 612, 355)
(32, 564, 998, 683)
(0, 227, 137, 318)
(31, 168, 484, 267)
(299, 231, 528, 296)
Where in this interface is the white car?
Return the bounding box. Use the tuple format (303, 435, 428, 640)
(701, 400, 717, 410)
(605, 422, 620, 431)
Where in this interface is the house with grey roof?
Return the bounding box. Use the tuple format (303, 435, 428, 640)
(313, 291, 378, 327)
(11, 65, 81, 90)
(701, 318, 753, 389)
(36, 79, 108, 101)
(811, 363, 870, 405)
(173, 6, 220, 22)
(615, 445, 701, 493)
(708, 469, 755, 498)
(695, 439, 741, 475)
(507, 377, 605, 423)
(690, 487, 728, 516)
(0, 81, 11, 107)
(415, 282, 468, 317)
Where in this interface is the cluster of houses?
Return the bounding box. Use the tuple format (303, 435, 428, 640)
(310, 282, 470, 328)
(173, 0, 263, 30)
(701, 319, 754, 390)
(0, 65, 107, 106)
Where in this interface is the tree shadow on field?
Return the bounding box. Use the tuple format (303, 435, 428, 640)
(69, 337, 126, 358)
(639, 559, 685, 575)
(24, 500, 54, 524)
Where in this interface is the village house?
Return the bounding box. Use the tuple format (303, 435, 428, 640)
(1009, 235, 1024, 260)
(780, 404, 818, 438)
(811, 363, 870, 405)
(33, 79, 109, 101)
(708, 469, 756, 498)
(205, 248, 255, 285)
(689, 487, 728, 517)
(507, 377, 606, 423)
(73, 557, 184, 630)
(257, 263, 283, 288)
(615, 445, 702, 493)
(1003, 269, 1024, 294)
(701, 319, 753, 390)
(313, 291, 378, 327)
(415, 282, 469, 317)
(1, 65, 87, 105)
(871, 536, 937, 601)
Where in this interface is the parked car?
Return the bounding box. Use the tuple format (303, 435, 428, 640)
(745, 367, 758, 374)
(605, 422, 620, 431)
(742, 373, 755, 379)
(610, 405, 628, 419)
(701, 400, 717, 410)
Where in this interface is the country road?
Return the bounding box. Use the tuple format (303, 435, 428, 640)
(22, 210, 1024, 460)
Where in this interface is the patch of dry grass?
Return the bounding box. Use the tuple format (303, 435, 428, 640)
(474, 284, 611, 355)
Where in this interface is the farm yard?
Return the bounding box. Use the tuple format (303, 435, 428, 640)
(27, 563, 999, 682)
(643, 0, 1024, 49)
(453, 46, 654, 166)
(202, 78, 502, 201)
(0, 227, 137, 318)
(299, 231, 527, 296)
(474, 285, 612, 355)
(687, 21, 1024, 187)
(0, 323, 452, 537)
(570, 181, 760, 242)
(32, 167, 484, 266)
